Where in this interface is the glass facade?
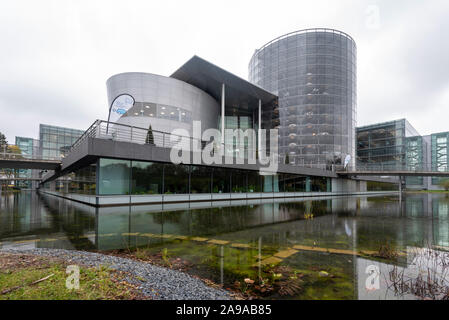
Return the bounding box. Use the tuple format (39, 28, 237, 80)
(67, 164, 96, 195)
(120, 102, 192, 124)
(99, 158, 130, 195)
(163, 163, 189, 194)
(131, 161, 163, 195)
(190, 166, 212, 194)
(356, 119, 420, 169)
(39, 124, 84, 159)
(218, 112, 255, 160)
(356, 119, 430, 188)
(14, 136, 40, 188)
(217, 101, 279, 160)
(15, 136, 39, 157)
(405, 136, 426, 185)
(431, 132, 449, 185)
(54, 158, 330, 196)
(249, 29, 357, 167)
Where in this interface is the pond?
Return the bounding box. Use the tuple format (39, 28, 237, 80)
(1, 191, 448, 300)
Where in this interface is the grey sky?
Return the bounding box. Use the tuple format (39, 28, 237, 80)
(1, 0, 449, 143)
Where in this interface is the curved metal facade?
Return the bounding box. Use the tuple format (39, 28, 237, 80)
(106, 72, 220, 135)
(249, 28, 356, 167)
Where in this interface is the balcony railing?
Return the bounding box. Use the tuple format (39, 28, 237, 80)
(0, 147, 61, 162)
(351, 164, 449, 173)
(68, 120, 336, 171)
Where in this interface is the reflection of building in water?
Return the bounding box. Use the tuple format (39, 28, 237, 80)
(431, 196, 449, 247)
(0, 192, 52, 239)
(2, 193, 449, 268)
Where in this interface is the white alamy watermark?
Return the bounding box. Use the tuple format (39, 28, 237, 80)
(365, 4, 381, 30)
(66, 265, 80, 290)
(365, 265, 380, 291)
(169, 121, 279, 174)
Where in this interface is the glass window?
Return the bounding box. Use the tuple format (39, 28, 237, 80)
(212, 167, 230, 193)
(190, 166, 212, 194)
(273, 174, 280, 192)
(283, 175, 295, 192)
(131, 161, 163, 195)
(163, 164, 189, 194)
(99, 158, 130, 195)
(168, 106, 179, 121)
(231, 170, 247, 193)
(158, 105, 170, 119)
(311, 177, 327, 192)
(262, 173, 273, 192)
(247, 171, 262, 192)
(68, 164, 96, 195)
(181, 110, 192, 123)
(294, 176, 307, 192)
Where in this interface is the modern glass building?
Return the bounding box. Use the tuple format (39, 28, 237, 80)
(43, 158, 331, 197)
(14, 136, 40, 188)
(431, 131, 449, 186)
(405, 135, 427, 186)
(39, 124, 84, 160)
(356, 119, 421, 170)
(249, 28, 357, 167)
(355, 119, 449, 190)
(106, 56, 279, 160)
(15, 136, 40, 157)
(38, 55, 386, 206)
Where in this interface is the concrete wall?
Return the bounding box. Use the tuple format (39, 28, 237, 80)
(41, 189, 398, 207)
(332, 178, 359, 193)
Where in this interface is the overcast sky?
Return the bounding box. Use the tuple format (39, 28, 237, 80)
(1, 0, 449, 143)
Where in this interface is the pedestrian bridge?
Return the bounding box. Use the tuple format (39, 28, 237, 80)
(0, 153, 61, 170)
(337, 165, 449, 178)
(339, 171, 449, 177)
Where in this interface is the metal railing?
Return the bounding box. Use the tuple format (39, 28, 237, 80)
(68, 120, 338, 171)
(348, 164, 449, 173)
(0, 150, 61, 162)
(45, 119, 449, 175)
(252, 28, 356, 57)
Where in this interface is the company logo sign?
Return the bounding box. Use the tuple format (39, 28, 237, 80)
(108, 94, 135, 123)
(113, 108, 127, 115)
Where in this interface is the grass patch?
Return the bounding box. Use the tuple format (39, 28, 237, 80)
(0, 253, 143, 300)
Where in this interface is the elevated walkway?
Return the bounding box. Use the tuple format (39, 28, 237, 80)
(339, 170, 449, 177)
(0, 153, 61, 170)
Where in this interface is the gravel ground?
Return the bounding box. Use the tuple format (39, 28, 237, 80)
(0, 248, 231, 300)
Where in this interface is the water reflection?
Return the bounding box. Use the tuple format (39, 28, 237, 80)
(1, 191, 449, 300)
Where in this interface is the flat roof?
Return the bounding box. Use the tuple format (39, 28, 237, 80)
(356, 119, 406, 131)
(170, 56, 277, 110)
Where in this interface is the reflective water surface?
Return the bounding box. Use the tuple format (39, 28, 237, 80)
(1, 191, 449, 300)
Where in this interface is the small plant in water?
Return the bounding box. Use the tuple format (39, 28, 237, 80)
(161, 248, 171, 267)
(304, 213, 314, 220)
(135, 248, 149, 260)
(372, 243, 399, 260)
(270, 271, 283, 282)
(387, 246, 449, 300)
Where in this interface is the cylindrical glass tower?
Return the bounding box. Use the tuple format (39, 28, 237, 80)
(249, 28, 356, 168)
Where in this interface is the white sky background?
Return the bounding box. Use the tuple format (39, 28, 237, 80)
(1, 0, 449, 142)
